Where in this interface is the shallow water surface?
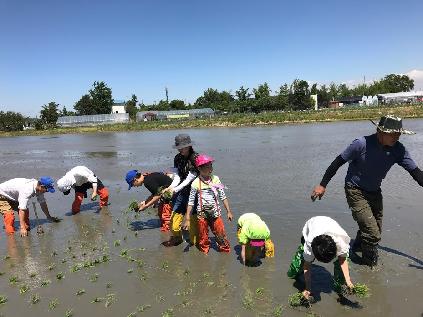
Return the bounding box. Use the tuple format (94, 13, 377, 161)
(0, 120, 423, 316)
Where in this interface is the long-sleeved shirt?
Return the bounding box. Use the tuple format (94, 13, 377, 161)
(0, 178, 45, 209)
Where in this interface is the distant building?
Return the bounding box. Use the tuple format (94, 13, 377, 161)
(111, 102, 126, 114)
(378, 91, 423, 104)
(136, 108, 215, 122)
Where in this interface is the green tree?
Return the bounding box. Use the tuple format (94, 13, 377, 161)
(169, 99, 186, 110)
(253, 82, 271, 100)
(125, 94, 138, 121)
(89, 81, 114, 114)
(379, 74, 414, 93)
(74, 94, 94, 115)
(235, 86, 252, 101)
(0, 111, 25, 131)
(289, 79, 312, 110)
(276, 84, 290, 110)
(40, 102, 60, 128)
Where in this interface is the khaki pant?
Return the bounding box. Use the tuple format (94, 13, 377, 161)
(345, 185, 383, 247)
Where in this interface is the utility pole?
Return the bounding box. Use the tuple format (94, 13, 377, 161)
(165, 87, 169, 103)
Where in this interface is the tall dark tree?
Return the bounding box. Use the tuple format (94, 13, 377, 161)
(125, 94, 138, 121)
(289, 79, 312, 110)
(253, 82, 271, 100)
(74, 94, 94, 115)
(169, 99, 186, 110)
(89, 81, 114, 114)
(40, 102, 60, 127)
(0, 111, 25, 131)
(235, 86, 252, 101)
(380, 74, 414, 93)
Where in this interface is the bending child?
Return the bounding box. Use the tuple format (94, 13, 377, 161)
(237, 213, 274, 266)
(287, 216, 354, 300)
(57, 166, 109, 214)
(126, 169, 180, 232)
(182, 154, 233, 253)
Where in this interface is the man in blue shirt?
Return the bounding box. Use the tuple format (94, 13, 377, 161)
(311, 115, 423, 267)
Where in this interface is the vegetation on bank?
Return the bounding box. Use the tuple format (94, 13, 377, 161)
(1, 104, 422, 138)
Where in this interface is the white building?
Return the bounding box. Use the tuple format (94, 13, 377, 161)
(111, 102, 126, 114)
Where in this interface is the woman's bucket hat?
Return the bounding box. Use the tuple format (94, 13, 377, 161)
(172, 134, 194, 149)
(370, 115, 415, 135)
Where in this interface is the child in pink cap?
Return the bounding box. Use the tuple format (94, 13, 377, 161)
(182, 154, 233, 253)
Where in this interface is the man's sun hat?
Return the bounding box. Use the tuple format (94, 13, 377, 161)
(39, 176, 56, 193)
(195, 154, 214, 167)
(125, 170, 138, 190)
(370, 115, 415, 135)
(172, 134, 194, 150)
(250, 239, 265, 247)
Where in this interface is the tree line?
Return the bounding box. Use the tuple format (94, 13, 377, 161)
(0, 73, 415, 131)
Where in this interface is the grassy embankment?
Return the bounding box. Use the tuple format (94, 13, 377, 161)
(1, 104, 423, 137)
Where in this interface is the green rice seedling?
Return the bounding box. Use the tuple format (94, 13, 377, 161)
(352, 283, 370, 298)
(162, 308, 174, 317)
(114, 240, 121, 247)
(75, 289, 85, 296)
(127, 313, 136, 317)
(0, 295, 7, 305)
(120, 249, 129, 257)
(128, 200, 139, 212)
(70, 264, 81, 273)
(137, 304, 152, 312)
(0, 271, 5, 276)
(29, 272, 36, 278)
(48, 298, 59, 310)
(241, 291, 254, 310)
(89, 273, 99, 282)
(61, 258, 67, 263)
(272, 305, 284, 317)
(127, 268, 134, 274)
(56, 272, 64, 280)
(51, 251, 58, 257)
(3, 255, 10, 260)
(288, 292, 309, 307)
(9, 276, 19, 285)
(183, 268, 190, 276)
(30, 294, 40, 304)
(161, 261, 169, 270)
(255, 287, 264, 296)
(91, 297, 104, 303)
(105, 293, 116, 308)
(48, 263, 56, 271)
(41, 280, 51, 287)
(106, 282, 112, 289)
(19, 284, 29, 294)
(65, 308, 74, 317)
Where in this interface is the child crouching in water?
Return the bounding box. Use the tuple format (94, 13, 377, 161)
(182, 154, 233, 253)
(237, 213, 275, 266)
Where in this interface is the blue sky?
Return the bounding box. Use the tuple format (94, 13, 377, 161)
(1, 0, 422, 116)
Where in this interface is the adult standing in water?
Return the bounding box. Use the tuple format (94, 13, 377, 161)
(311, 115, 423, 267)
(164, 134, 199, 247)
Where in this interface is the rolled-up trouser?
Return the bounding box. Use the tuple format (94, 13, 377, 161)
(345, 185, 383, 247)
(197, 216, 230, 254)
(0, 198, 28, 234)
(158, 201, 172, 232)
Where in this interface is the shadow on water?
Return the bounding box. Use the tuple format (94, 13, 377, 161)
(129, 219, 160, 231)
(379, 244, 423, 268)
(64, 202, 99, 216)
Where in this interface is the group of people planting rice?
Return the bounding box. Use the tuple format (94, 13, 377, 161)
(1, 114, 422, 306)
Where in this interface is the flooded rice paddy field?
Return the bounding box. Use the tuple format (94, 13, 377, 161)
(0, 120, 423, 317)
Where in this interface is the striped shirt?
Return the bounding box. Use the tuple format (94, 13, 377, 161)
(188, 175, 226, 219)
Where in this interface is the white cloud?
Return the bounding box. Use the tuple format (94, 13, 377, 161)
(405, 69, 423, 90)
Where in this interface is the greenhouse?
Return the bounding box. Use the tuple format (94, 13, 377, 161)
(57, 113, 129, 127)
(136, 108, 215, 122)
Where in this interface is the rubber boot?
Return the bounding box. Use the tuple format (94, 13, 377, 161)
(3, 212, 15, 235)
(287, 245, 304, 279)
(351, 231, 362, 252)
(362, 244, 378, 267)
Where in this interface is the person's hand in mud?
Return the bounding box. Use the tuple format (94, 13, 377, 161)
(20, 227, 28, 237)
(302, 289, 312, 301)
(91, 192, 98, 201)
(137, 201, 146, 211)
(311, 185, 325, 201)
(47, 216, 62, 223)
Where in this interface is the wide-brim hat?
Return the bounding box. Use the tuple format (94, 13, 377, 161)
(172, 134, 194, 149)
(370, 115, 415, 135)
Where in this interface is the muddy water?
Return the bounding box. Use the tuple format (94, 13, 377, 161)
(0, 120, 423, 317)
